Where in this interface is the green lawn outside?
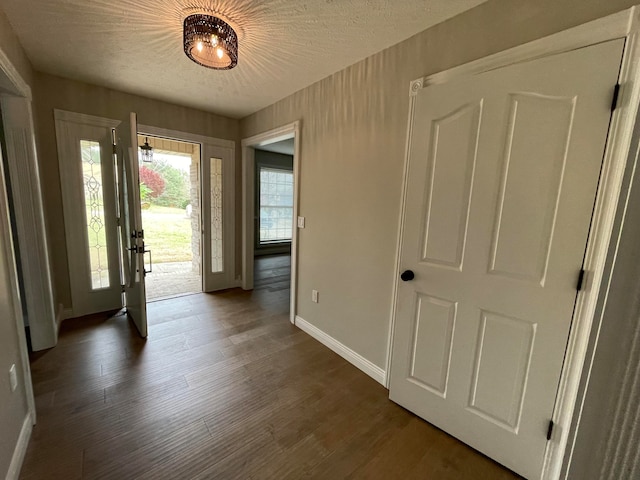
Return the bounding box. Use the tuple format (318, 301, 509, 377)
(141, 205, 193, 264)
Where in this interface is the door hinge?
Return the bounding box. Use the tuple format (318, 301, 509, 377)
(577, 268, 586, 291)
(611, 83, 621, 111)
(112, 143, 117, 155)
(547, 420, 554, 441)
(121, 284, 126, 293)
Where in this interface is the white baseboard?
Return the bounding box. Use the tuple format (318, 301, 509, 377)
(5, 414, 32, 480)
(55, 304, 64, 332)
(295, 315, 386, 386)
(57, 305, 74, 323)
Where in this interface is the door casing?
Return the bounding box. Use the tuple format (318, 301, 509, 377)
(1, 86, 56, 352)
(386, 6, 640, 480)
(241, 121, 301, 324)
(0, 40, 41, 425)
(138, 124, 236, 293)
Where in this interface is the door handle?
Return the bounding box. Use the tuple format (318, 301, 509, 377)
(401, 270, 415, 281)
(144, 248, 152, 275)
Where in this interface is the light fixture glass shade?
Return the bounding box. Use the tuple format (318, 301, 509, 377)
(183, 14, 238, 70)
(140, 137, 153, 163)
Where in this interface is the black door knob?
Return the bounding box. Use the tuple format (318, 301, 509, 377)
(401, 270, 415, 281)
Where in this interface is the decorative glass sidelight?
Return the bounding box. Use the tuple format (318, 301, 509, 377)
(80, 140, 110, 289)
(210, 157, 223, 273)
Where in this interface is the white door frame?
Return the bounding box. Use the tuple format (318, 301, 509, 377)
(241, 121, 301, 324)
(386, 7, 640, 480)
(138, 124, 236, 292)
(0, 59, 56, 352)
(0, 49, 39, 422)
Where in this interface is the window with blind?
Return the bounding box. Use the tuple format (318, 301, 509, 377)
(259, 167, 293, 244)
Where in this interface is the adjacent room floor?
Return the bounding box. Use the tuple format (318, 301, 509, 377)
(20, 255, 518, 479)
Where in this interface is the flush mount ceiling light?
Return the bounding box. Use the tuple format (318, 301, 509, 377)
(183, 14, 238, 70)
(139, 137, 153, 163)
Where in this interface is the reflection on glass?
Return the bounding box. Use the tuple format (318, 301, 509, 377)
(259, 167, 293, 244)
(211, 157, 223, 273)
(81, 140, 110, 289)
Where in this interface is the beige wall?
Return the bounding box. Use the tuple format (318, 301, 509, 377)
(0, 9, 32, 477)
(240, 0, 639, 369)
(33, 72, 240, 309)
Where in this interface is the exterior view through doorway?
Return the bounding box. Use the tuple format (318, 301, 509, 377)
(136, 135, 202, 301)
(55, 110, 236, 326)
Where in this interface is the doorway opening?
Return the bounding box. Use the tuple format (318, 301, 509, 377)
(241, 122, 300, 323)
(136, 135, 202, 301)
(253, 142, 294, 309)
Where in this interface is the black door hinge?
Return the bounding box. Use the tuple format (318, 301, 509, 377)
(611, 83, 621, 111)
(547, 420, 554, 441)
(121, 284, 126, 293)
(577, 269, 586, 291)
(112, 143, 117, 155)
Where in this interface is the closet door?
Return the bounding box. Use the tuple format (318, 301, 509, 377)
(389, 40, 624, 479)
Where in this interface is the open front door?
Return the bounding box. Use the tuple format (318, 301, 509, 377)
(115, 112, 147, 337)
(201, 143, 236, 292)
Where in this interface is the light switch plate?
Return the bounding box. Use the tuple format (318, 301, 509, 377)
(297, 216, 305, 228)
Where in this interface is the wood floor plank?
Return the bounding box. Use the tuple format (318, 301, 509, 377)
(20, 255, 519, 479)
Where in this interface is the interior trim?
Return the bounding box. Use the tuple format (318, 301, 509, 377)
(296, 315, 386, 386)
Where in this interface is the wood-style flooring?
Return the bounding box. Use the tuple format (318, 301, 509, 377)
(21, 255, 518, 479)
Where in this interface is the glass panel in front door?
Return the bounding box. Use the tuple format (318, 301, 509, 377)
(210, 157, 223, 273)
(80, 139, 111, 290)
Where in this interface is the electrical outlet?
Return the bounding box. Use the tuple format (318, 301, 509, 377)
(312, 290, 319, 303)
(297, 216, 305, 228)
(9, 364, 17, 392)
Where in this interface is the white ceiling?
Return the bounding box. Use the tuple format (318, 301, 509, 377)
(0, 0, 486, 119)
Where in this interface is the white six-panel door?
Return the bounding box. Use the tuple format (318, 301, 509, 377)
(389, 40, 624, 479)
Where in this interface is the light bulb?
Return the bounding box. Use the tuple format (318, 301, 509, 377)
(216, 47, 224, 59)
(211, 35, 218, 47)
(197, 41, 203, 52)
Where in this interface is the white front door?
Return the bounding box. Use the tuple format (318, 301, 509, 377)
(115, 112, 147, 338)
(389, 40, 624, 479)
(201, 145, 236, 292)
(55, 112, 122, 317)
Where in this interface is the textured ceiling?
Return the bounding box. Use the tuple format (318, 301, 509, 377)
(0, 0, 486, 118)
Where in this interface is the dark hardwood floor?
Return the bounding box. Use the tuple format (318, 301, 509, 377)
(21, 255, 518, 479)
